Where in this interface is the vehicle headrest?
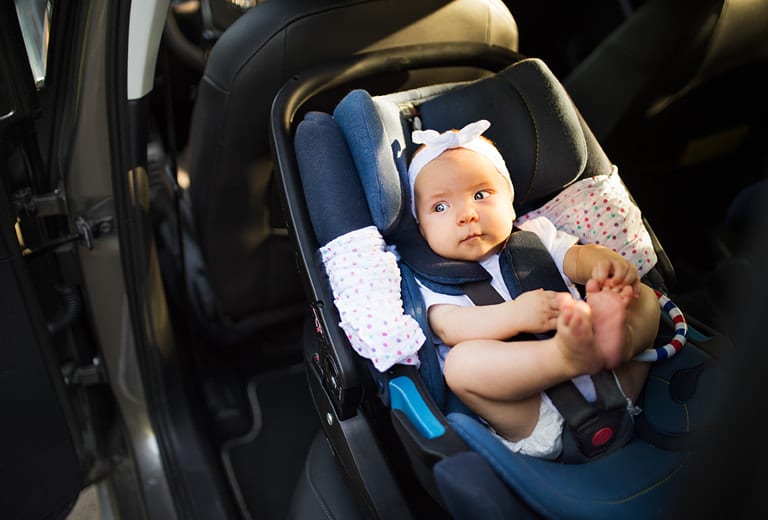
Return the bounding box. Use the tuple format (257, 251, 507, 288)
(333, 58, 590, 238)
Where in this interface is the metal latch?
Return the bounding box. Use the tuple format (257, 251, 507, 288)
(22, 215, 114, 257)
(13, 186, 68, 217)
(62, 357, 107, 386)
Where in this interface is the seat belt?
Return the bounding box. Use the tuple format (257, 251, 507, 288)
(462, 280, 508, 306)
(461, 229, 634, 462)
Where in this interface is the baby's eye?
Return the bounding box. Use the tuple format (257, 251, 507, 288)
(434, 202, 448, 213)
(474, 190, 490, 200)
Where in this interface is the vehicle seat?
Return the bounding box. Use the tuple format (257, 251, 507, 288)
(181, 0, 519, 336)
(276, 54, 729, 517)
(564, 0, 768, 144)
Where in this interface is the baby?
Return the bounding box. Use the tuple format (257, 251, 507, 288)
(409, 120, 660, 458)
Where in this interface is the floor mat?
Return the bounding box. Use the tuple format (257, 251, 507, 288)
(221, 363, 319, 519)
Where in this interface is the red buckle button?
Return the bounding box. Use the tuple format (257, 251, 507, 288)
(591, 427, 614, 447)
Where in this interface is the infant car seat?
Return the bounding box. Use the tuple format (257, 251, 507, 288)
(271, 47, 730, 518)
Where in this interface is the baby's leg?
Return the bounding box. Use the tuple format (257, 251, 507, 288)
(444, 298, 599, 442)
(444, 340, 543, 441)
(585, 278, 630, 369)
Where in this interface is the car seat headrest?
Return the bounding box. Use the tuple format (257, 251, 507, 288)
(333, 58, 590, 238)
(333, 89, 410, 236)
(295, 112, 375, 245)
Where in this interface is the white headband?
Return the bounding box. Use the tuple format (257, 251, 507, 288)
(408, 119, 512, 218)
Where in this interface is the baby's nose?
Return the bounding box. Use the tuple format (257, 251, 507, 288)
(457, 203, 479, 224)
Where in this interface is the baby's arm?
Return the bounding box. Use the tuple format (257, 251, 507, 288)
(563, 243, 641, 298)
(428, 289, 562, 346)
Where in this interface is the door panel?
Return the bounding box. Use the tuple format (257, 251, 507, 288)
(0, 3, 83, 518)
(0, 181, 82, 519)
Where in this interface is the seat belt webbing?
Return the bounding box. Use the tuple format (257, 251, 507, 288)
(462, 280, 505, 306)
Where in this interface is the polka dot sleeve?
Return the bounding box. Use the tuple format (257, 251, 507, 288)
(320, 226, 426, 371)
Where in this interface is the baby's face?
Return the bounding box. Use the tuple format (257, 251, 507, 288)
(414, 148, 515, 262)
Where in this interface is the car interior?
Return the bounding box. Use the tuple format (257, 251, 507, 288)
(151, 0, 768, 517)
(3, 0, 767, 518)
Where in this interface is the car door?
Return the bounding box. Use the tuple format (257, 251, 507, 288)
(0, 3, 84, 518)
(3, 1, 242, 518)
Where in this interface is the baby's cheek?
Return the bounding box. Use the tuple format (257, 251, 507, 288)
(417, 222, 427, 238)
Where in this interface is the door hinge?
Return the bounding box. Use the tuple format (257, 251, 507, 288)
(15, 192, 115, 257)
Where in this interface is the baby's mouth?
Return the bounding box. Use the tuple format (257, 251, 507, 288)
(460, 233, 482, 243)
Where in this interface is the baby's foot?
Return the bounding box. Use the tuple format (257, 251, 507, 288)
(585, 278, 629, 369)
(553, 294, 602, 375)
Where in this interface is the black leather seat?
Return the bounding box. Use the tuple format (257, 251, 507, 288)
(181, 0, 520, 332)
(565, 0, 768, 144)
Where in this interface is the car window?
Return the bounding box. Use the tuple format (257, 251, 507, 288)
(13, 0, 52, 88)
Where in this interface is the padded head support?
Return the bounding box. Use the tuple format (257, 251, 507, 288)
(295, 112, 375, 245)
(333, 58, 608, 279)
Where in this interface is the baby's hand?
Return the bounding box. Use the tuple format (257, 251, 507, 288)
(511, 289, 564, 333)
(591, 258, 640, 298)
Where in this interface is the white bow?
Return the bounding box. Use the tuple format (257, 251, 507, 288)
(411, 119, 491, 149)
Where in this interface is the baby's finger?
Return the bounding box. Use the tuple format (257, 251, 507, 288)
(612, 263, 637, 288)
(591, 261, 611, 281)
(555, 292, 575, 310)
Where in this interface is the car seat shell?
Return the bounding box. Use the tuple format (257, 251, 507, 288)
(271, 47, 729, 518)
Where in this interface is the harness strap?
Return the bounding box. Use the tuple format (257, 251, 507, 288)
(501, 228, 566, 295)
(462, 280, 505, 305)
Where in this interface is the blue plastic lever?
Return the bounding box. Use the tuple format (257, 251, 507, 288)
(389, 376, 445, 439)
